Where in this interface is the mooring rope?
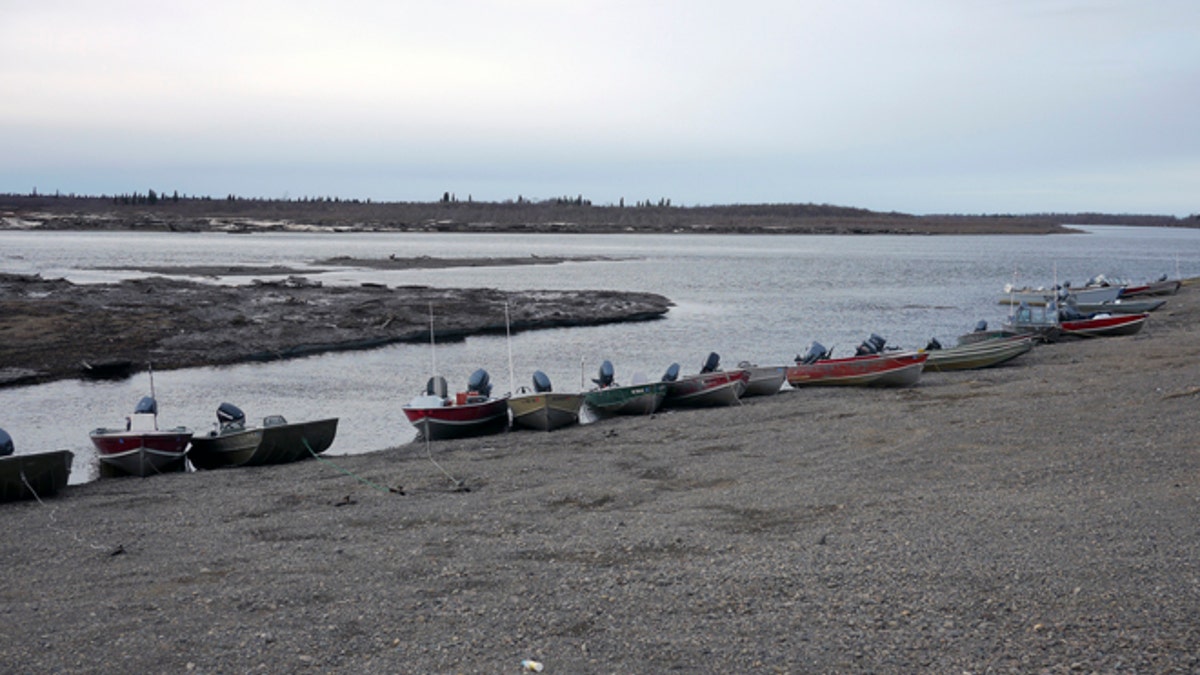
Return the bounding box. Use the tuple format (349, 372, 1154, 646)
(423, 429, 466, 490)
(20, 470, 111, 552)
(303, 437, 401, 494)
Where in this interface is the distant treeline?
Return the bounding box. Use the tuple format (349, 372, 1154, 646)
(1, 191, 1195, 235)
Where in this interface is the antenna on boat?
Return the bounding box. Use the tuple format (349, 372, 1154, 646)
(147, 362, 159, 431)
(428, 302, 437, 378)
(505, 300, 515, 395)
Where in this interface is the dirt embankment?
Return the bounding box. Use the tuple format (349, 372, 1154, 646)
(0, 270, 671, 387)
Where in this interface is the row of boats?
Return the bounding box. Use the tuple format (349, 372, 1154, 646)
(403, 274, 1181, 442)
(0, 399, 339, 503)
(1, 273, 1178, 504)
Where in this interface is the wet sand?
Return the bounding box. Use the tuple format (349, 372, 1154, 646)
(2, 283, 1198, 672)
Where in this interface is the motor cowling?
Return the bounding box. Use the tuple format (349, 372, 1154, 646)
(425, 376, 448, 398)
(856, 334, 887, 356)
(974, 319, 988, 332)
(925, 338, 943, 351)
(700, 352, 720, 373)
(798, 341, 829, 365)
(467, 369, 492, 397)
(662, 363, 681, 382)
(216, 402, 245, 426)
(135, 396, 158, 415)
(0, 427, 13, 457)
(532, 370, 553, 393)
(593, 360, 615, 387)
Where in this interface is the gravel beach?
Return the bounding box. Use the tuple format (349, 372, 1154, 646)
(3, 283, 1199, 673)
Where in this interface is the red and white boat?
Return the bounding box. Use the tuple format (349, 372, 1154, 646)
(1119, 277, 1181, 298)
(1060, 312, 1149, 338)
(402, 369, 509, 441)
(786, 337, 927, 387)
(89, 396, 193, 477)
(661, 353, 750, 408)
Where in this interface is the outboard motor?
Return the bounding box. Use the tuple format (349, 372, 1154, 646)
(425, 375, 449, 399)
(856, 334, 887, 356)
(662, 363, 681, 382)
(925, 337, 943, 351)
(216, 402, 246, 431)
(0, 427, 13, 457)
(593, 360, 615, 388)
(532, 370, 553, 393)
(134, 396, 158, 415)
(1059, 303, 1086, 321)
(974, 319, 988, 332)
(1157, 273, 1168, 282)
(467, 368, 492, 397)
(700, 352, 720, 374)
(1057, 287, 1071, 303)
(798, 341, 829, 365)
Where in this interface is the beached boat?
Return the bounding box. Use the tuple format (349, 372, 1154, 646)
(188, 403, 339, 470)
(584, 361, 668, 417)
(737, 362, 788, 397)
(79, 359, 136, 381)
(402, 369, 510, 441)
(89, 396, 193, 477)
(1070, 298, 1166, 315)
(1119, 276, 1181, 297)
(661, 354, 750, 408)
(922, 335, 1033, 372)
(786, 337, 927, 387)
(0, 428, 73, 503)
(1060, 312, 1149, 338)
(508, 371, 584, 432)
(1002, 302, 1062, 343)
(956, 320, 1028, 346)
(999, 283, 1122, 307)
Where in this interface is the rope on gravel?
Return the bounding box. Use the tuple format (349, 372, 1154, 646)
(21, 471, 113, 553)
(422, 430, 468, 491)
(304, 438, 402, 495)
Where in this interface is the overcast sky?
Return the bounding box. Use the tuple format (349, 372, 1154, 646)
(2, 0, 1197, 215)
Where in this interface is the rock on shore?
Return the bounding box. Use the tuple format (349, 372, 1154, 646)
(1, 284, 1198, 673)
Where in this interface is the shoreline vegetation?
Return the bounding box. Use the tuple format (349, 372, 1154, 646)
(3, 282, 1198, 672)
(3, 194, 1197, 235)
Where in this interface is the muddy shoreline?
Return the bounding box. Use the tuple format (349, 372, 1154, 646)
(0, 269, 671, 387)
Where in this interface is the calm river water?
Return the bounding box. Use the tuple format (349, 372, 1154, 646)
(2, 225, 1198, 483)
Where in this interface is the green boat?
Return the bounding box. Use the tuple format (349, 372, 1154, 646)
(584, 381, 668, 417)
(924, 335, 1034, 372)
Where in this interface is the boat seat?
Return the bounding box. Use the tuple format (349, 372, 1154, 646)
(262, 415, 288, 427)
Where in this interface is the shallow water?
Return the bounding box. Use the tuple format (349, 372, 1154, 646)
(2, 225, 1198, 483)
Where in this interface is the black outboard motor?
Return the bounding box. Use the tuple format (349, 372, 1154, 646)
(856, 333, 887, 356)
(1059, 303, 1086, 321)
(797, 341, 829, 365)
(532, 370, 553, 393)
(662, 363, 681, 382)
(1157, 273, 1168, 282)
(0, 427, 13, 457)
(217, 401, 244, 422)
(134, 396, 158, 415)
(925, 337, 943, 351)
(593, 360, 615, 387)
(700, 352, 720, 374)
(426, 375, 449, 398)
(974, 319, 988, 332)
(467, 369, 492, 397)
